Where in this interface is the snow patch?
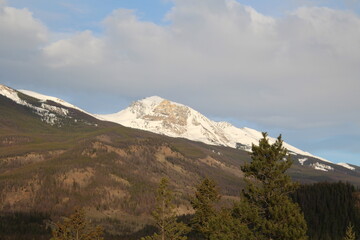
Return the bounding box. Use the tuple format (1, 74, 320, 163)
(41, 103, 69, 116)
(310, 162, 334, 172)
(337, 163, 355, 171)
(298, 158, 308, 165)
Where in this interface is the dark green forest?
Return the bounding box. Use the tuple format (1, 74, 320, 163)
(0, 212, 50, 240)
(292, 182, 360, 240)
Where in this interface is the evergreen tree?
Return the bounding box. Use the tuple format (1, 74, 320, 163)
(190, 178, 256, 240)
(238, 132, 308, 240)
(190, 177, 221, 239)
(343, 222, 356, 240)
(209, 208, 255, 240)
(142, 177, 190, 240)
(49, 208, 104, 240)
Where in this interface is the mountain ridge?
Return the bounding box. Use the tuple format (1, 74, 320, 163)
(98, 96, 330, 163)
(0, 84, 357, 173)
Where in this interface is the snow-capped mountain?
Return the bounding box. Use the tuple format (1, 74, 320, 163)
(1, 84, 358, 173)
(98, 96, 319, 159)
(99, 96, 360, 173)
(0, 84, 98, 126)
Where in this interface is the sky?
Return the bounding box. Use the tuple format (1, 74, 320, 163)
(1, 0, 360, 165)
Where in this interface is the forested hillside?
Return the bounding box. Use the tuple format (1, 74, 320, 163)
(292, 182, 360, 240)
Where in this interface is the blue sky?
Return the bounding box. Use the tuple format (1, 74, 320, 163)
(8, 0, 360, 32)
(9, 0, 173, 32)
(1, 0, 360, 166)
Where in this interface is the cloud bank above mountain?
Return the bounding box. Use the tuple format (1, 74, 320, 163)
(1, 0, 360, 163)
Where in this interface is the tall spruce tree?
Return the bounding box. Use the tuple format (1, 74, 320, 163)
(190, 177, 221, 239)
(142, 177, 190, 240)
(238, 132, 308, 240)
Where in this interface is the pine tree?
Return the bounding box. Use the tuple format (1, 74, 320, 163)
(209, 208, 255, 240)
(142, 177, 190, 240)
(343, 222, 356, 240)
(49, 208, 104, 240)
(190, 177, 255, 240)
(190, 177, 221, 239)
(238, 132, 308, 240)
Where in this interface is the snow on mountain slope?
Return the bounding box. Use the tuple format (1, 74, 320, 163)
(337, 163, 355, 171)
(98, 96, 323, 160)
(0, 85, 66, 125)
(19, 89, 96, 118)
(310, 162, 334, 172)
(0, 84, 27, 105)
(19, 90, 82, 112)
(0, 84, 97, 126)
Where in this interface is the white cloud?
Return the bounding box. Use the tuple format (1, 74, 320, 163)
(43, 30, 103, 67)
(0, 5, 47, 59)
(102, 9, 172, 62)
(1, 0, 360, 132)
(0, 0, 6, 8)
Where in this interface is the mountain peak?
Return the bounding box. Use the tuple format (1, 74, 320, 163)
(134, 96, 185, 109)
(140, 96, 166, 104)
(99, 96, 331, 163)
